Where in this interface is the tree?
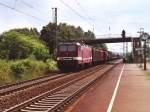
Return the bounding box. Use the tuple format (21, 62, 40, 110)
(83, 30, 95, 40)
(40, 22, 107, 52)
(0, 30, 50, 60)
(74, 26, 84, 39)
(57, 23, 70, 40)
(40, 23, 56, 54)
(40, 22, 96, 53)
(10, 28, 40, 38)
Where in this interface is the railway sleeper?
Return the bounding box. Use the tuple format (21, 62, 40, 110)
(34, 102, 55, 106)
(30, 104, 53, 108)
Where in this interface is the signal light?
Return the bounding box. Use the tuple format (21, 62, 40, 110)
(121, 30, 126, 38)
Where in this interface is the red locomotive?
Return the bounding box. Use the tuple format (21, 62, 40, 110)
(57, 42, 92, 70)
(57, 42, 119, 70)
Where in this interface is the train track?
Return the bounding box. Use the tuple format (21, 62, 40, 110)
(4, 64, 115, 112)
(0, 59, 122, 96)
(0, 72, 73, 96)
(0, 65, 104, 96)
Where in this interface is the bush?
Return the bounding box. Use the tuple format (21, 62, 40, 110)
(33, 48, 50, 61)
(0, 60, 14, 84)
(11, 63, 26, 74)
(0, 59, 58, 84)
(46, 59, 58, 71)
(0, 30, 50, 60)
(10, 60, 32, 78)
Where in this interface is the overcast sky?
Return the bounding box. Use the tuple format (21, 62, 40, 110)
(0, 0, 150, 52)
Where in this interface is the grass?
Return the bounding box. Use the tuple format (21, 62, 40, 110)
(0, 59, 58, 85)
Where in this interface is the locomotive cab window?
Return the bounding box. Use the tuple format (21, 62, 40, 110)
(59, 45, 76, 52)
(59, 45, 67, 52)
(68, 45, 76, 51)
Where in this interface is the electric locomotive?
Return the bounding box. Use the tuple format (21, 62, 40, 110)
(57, 42, 92, 70)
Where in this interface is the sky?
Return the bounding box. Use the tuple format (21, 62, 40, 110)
(0, 0, 150, 52)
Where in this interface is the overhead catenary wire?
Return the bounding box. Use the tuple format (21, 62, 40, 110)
(13, 0, 18, 9)
(20, 0, 49, 15)
(58, 0, 93, 26)
(73, 0, 95, 33)
(73, 0, 94, 22)
(0, 2, 47, 22)
(21, 0, 34, 8)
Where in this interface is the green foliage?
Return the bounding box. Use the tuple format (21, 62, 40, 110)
(0, 28, 58, 84)
(40, 23, 56, 54)
(0, 30, 50, 60)
(46, 59, 58, 71)
(0, 60, 14, 84)
(10, 60, 32, 78)
(0, 59, 58, 85)
(83, 30, 95, 39)
(10, 28, 40, 38)
(40, 22, 97, 53)
(57, 23, 84, 40)
(32, 46, 50, 61)
(11, 62, 26, 75)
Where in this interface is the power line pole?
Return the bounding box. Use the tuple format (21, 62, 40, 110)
(137, 28, 144, 67)
(126, 42, 128, 59)
(144, 40, 146, 70)
(52, 8, 57, 55)
(52, 8, 57, 24)
(140, 32, 149, 70)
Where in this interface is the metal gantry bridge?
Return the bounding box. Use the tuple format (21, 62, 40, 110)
(81, 37, 139, 44)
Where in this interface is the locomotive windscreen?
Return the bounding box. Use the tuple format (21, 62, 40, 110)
(59, 45, 76, 52)
(68, 45, 76, 51)
(59, 45, 67, 52)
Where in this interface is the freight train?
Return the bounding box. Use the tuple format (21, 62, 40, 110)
(57, 42, 119, 70)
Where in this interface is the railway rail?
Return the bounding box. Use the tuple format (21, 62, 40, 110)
(0, 72, 59, 89)
(0, 65, 103, 96)
(0, 72, 73, 96)
(4, 63, 118, 112)
(0, 59, 122, 96)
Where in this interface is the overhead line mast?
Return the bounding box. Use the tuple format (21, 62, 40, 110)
(52, 8, 57, 55)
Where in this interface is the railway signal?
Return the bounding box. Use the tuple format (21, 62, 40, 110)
(121, 30, 126, 38)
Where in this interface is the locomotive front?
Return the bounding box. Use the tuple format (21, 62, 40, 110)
(57, 43, 80, 70)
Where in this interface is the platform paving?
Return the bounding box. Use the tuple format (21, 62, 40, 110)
(112, 64, 150, 112)
(65, 64, 150, 112)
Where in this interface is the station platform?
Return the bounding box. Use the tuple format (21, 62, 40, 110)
(65, 63, 150, 112)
